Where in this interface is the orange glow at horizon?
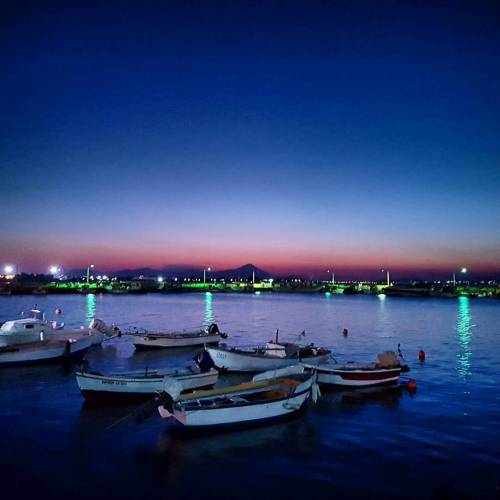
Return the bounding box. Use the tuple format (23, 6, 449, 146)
(1, 238, 498, 277)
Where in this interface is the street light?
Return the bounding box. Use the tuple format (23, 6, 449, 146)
(157, 276, 164, 283)
(203, 267, 211, 285)
(4, 265, 15, 275)
(86, 264, 94, 284)
(382, 269, 390, 286)
(453, 267, 467, 288)
(327, 269, 335, 285)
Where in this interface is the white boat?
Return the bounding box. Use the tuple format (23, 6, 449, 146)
(124, 323, 226, 350)
(306, 351, 407, 388)
(76, 367, 219, 402)
(0, 336, 92, 366)
(207, 341, 331, 372)
(158, 368, 318, 428)
(0, 309, 118, 347)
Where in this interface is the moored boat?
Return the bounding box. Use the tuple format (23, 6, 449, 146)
(0, 336, 92, 366)
(124, 323, 226, 350)
(158, 367, 318, 428)
(76, 365, 219, 402)
(0, 309, 118, 347)
(207, 341, 331, 372)
(307, 351, 408, 388)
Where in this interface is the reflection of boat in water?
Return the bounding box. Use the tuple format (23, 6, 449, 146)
(319, 383, 407, 409)
(124, 323, 226, 350)
(156, 411, 319, 460)
(158, 366, 318, 429)
(306, 351, 407, 388)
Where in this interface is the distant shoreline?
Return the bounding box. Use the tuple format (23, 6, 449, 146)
(0, 282, 498, 300)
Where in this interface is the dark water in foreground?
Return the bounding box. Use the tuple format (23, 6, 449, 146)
(0, 293, 499, 499)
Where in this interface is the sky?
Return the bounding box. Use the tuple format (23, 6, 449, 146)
(1, 1, 499, 279)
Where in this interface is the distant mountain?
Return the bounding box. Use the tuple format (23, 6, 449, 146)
(212, 264, 271, 280)
(66, 263, 272, 280)
(66, 267, 165, 279)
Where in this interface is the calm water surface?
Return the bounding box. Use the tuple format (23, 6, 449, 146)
(0, 293, 499, 499)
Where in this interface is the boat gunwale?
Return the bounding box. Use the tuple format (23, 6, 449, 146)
(75, 368, 217, 382)
(124, 330, 219, 340)
(175, 385, 311, 412)
(177, 374, 309, 402)
(209, 345, 331, 360)
(313, 365, 402, 374)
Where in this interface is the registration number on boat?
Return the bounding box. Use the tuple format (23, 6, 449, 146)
(102, 380, 127, 386)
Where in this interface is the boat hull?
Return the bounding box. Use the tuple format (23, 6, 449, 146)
(314, 365, 401, 387)
(0, 337, 92, 366)
(178, 390, 310, 428)
(207, 347, 330, 372)
(127, 333, 221, 350)
(76, 368, 219, 401)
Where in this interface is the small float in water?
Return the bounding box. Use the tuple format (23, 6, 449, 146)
(124, 323, 226, 350)
(306, 351, 409, 388)
(158, 365, 319, 428)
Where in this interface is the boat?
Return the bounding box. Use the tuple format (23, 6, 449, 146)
(76, 366, 219, 402)
(158, 366, 318, 428)
(0, 309, 118, 347)
(76, 351, 219, 402)
(124, 323, 226, 350)
(206, 338, 331, 373)
(306, 351, 408, 388)
(0, 336, 92, 366)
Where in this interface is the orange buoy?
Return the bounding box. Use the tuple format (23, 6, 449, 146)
(342, 328, 348, 336)
(407, 379, 417, 391)
(418, 350, 426, 361)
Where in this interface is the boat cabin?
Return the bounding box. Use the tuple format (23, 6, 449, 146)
(0, 310, 50, 346)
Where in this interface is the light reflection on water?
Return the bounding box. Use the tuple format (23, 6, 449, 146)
(457, 296, 472, 380)
(204, 291, 213, 326)
(86, 293, 96, 322)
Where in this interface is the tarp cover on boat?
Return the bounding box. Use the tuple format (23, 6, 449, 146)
(264, 342, 287, 357)
(376, 351, 399, 368)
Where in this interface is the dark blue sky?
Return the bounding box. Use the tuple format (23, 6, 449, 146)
(1, 1, 499, 277)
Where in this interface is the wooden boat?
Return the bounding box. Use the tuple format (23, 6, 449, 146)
(206, 341, 331, 372)
(158, 367, 318, 428)
(306, 351, 408, 388)
(0, 336, 92, 366)
(76, 367, 219, 402)
(124, 323, 226, 350)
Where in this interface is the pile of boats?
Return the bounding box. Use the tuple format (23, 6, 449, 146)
(1, 308, 411, 429)
(76, 333, 409, 430)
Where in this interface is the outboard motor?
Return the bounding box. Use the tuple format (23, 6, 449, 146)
(208, 323, 227, 339)
(193, 349, 216, 373)
(89, 319, 121, 337)
(208, 323, 219, 335)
